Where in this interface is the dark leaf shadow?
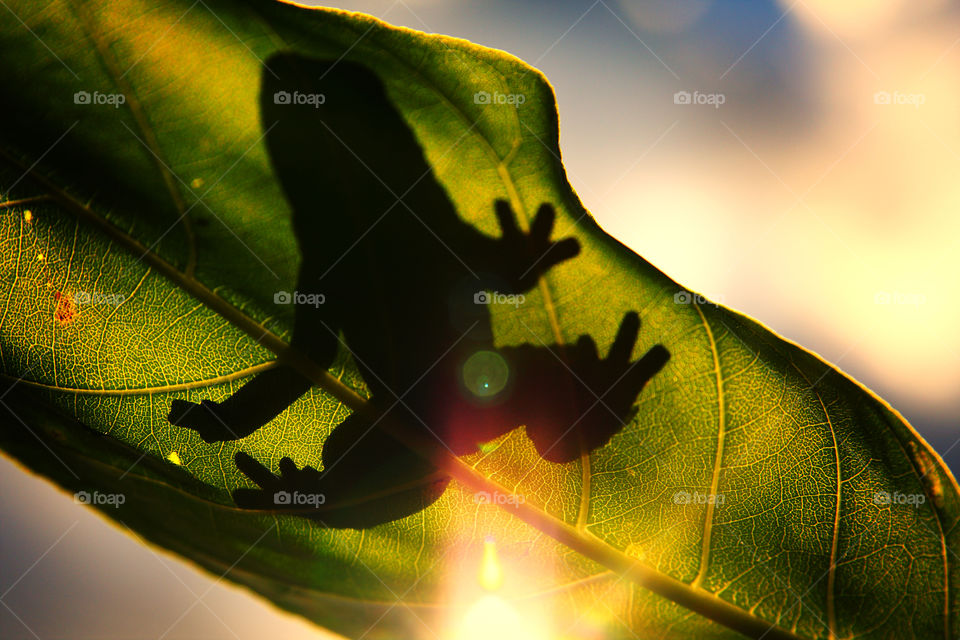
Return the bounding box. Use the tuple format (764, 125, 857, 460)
(168, 53, 669, 528)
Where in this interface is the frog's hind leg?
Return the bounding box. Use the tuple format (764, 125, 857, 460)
(231, 409, 449, 528)
(315, 411, 449, 527)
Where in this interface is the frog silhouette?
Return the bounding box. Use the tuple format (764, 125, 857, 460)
(168, 53, 669, 528)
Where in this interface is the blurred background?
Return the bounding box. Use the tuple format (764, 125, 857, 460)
(3, 0, 959, 637)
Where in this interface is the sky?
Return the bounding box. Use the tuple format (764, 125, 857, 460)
(3, 1, 960, 638)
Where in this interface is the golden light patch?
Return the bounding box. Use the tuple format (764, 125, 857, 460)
(479, 537, 503, 591)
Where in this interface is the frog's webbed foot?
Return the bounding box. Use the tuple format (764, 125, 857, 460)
(231, 452, 325, 512)
(492, 200, 580, 292)
(528, 311, 670, 462)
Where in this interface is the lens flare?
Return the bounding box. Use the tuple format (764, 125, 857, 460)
(462, 350, 509, 398)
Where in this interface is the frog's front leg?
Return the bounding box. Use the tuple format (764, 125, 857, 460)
(487, 200, 580, 293)
(504, 311, 670, 463)
(168, 365, 313, 443)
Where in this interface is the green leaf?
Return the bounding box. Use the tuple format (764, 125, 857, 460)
(0, 1, 957, 639)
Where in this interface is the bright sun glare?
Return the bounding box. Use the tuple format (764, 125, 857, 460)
(453, 537, 549, 640)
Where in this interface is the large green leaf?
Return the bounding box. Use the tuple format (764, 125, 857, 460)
(0, 1, 957, 639)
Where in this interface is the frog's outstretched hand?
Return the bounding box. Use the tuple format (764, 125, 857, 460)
(490, 200, 580, 292)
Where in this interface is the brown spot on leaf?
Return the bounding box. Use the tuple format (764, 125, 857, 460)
(53, 291, 78, 325)
(910, 441, 944, 508)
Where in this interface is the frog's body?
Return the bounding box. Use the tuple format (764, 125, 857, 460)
(169, 54, 667, 527)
